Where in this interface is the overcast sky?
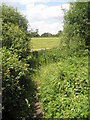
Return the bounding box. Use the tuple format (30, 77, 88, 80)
(1, 0, 76, 35)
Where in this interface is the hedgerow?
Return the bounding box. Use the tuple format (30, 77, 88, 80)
(2, 4, 36, 119)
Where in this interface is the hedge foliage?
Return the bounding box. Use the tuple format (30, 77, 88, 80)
(62, 1, 89, 48)
(2, 4, 36, 119)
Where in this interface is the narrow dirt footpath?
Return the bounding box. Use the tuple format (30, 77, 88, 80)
(32, 83, 44, 119)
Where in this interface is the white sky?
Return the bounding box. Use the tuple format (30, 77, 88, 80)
(1, 0, 71, 35)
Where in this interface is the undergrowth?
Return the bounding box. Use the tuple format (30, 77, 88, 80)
(33, 48, 89, 119)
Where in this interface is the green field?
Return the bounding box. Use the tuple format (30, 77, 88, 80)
(31, 37, 59, 51)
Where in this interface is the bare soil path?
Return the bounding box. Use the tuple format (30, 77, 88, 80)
(32, 83, 44, 119)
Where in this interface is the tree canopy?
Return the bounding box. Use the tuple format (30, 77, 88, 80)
(63, 1, 89, 47)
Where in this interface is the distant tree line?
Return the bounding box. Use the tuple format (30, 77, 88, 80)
(29, 29, 62, 37)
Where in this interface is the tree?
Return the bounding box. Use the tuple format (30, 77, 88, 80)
(29, 29, 40, 37)
(41, 32, 52, 37)
(58, 30, 62, 35)
(36, 29, 38, 35)
(63, 1, 89, 47)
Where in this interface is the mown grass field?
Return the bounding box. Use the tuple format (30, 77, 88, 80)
(31, 37, 59, 51)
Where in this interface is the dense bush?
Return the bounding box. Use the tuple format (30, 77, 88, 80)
(2, 4, 36, 119)
(2, 4, 30, 59)
(2, 22, 30, 59)
(2, 48, 31, 119)
(2, 4, 28, 30)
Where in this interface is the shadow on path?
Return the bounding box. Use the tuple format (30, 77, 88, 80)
(32, 83, 44, 119)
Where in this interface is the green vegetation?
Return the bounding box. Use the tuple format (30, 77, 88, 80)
(62, 1, 89, 47)
(40, 31, 62, 37)
(1, 0, 89, 119)
(33, 48, 89, 118)
(29, 29, 62, 37)
(31, 37, 59, 51)
(32, 1, 89, 119)
(29, 29, 40, 37)
(2, 4, 36, 119)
